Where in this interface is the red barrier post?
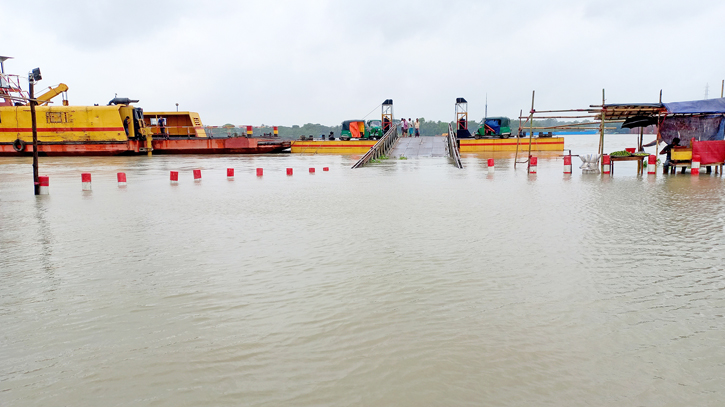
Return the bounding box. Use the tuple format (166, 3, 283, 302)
(81, 173, 92, 191)
(39, 176, 49, 195)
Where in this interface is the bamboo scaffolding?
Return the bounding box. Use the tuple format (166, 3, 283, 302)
(514, 109, 525, 168)
(528, 108, 596, 113)
(528, 121, 602, 128)
(516, 126, 617, 131)
(527, 92, 535, 169)
(598, 89, 605, 169)
(518, 115, 598, 119)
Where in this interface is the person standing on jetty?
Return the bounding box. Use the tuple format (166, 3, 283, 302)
(414, 118, 420, 137)
(401, 118, 408, 137)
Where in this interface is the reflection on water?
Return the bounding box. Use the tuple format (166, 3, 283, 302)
(1, 136, 725, 406)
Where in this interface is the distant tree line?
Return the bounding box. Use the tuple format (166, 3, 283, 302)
(206, 116, 630, 139)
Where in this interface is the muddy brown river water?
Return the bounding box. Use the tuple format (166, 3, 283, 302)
(2, 135, 724, 406)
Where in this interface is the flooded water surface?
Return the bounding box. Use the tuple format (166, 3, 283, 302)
(2, 135, 725, 406)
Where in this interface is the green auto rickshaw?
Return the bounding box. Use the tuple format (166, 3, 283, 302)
(474, 117, 512, 138)
(340, 119, 383, 141)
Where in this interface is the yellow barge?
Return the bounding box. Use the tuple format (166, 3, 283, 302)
(459, 137, 564, 152)
(291, 137, 564, 154)
(291, 140, 376, 154)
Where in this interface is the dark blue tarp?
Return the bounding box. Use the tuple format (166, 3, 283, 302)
(663, 98, 725, 114)
(484, 119, 501, 135)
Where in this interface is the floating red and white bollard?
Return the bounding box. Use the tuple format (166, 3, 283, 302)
(81, 173, 92, 191)
(170, 171, 179, 183)
(227, 168, 234, 179)
(39, 176, 49, 195)
(323, 167, 329, 172)
(528, 156, 537, 174)
(117, 172, 127, 186)
(563, 155, 572, 174)
(602, 155, 611, 175)
(647, 155, 657, 174)
(488, 158, 495, 174)
(286, 168, 293, 176)
(691, 154, 700, 175)
(193, 169, 202, 181)
(256, 168, 263, 176)
(309, 167, 315, 173)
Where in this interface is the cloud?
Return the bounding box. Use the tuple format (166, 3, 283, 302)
(3, 0, 724, 126)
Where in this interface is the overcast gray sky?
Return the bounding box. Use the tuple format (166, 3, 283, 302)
(3, 0, 724, 126)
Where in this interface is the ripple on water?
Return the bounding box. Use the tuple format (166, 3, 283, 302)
(2, 142, 725, 406)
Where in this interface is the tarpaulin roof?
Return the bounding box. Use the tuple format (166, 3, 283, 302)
(663, 98, 725, 114)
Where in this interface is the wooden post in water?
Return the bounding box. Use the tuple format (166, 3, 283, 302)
(721, 80, 724, 98)
(598, 89, 605, 171)
(527, 91, 535, 169)
(29, 75, 40, 195)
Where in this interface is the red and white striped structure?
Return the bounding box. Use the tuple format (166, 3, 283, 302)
(528, 156, 537, 174)
(691, 155, 700, 175)
(256, 168, 263, 176)
(117, 172, 127, 186)
(602, 155, 611, 175)
(563, 155, 572, 174)
(39, 176, 49, 195)
(81, 173, 92, 191)
(647, 155, 657, 174)
(170, 171, 179, 183)
(286, 168, 293, 176)
(487, 158, 495, 174)
(193, 169, 202, 181)
(227, 168, 234, 179)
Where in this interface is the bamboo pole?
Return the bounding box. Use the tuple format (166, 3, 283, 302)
(514, 109, 523, 168)
(527, 91, 535, 169)
(721, 80, 724, 98)
(517, 115, 598, 119)
(598, 89, 605, 170)
(527, 108, 595, 113)
(529, 121, 603, 128)
(521, 125, 616, 131)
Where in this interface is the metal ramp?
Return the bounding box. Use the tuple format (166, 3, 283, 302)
(351, 124, 400, 168)
(388, 137, 448, 158)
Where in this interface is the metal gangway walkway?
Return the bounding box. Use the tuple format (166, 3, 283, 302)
(446, 123, 463, 169)
(351, 124, 400, 168)
(352, 123, 463, 169)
